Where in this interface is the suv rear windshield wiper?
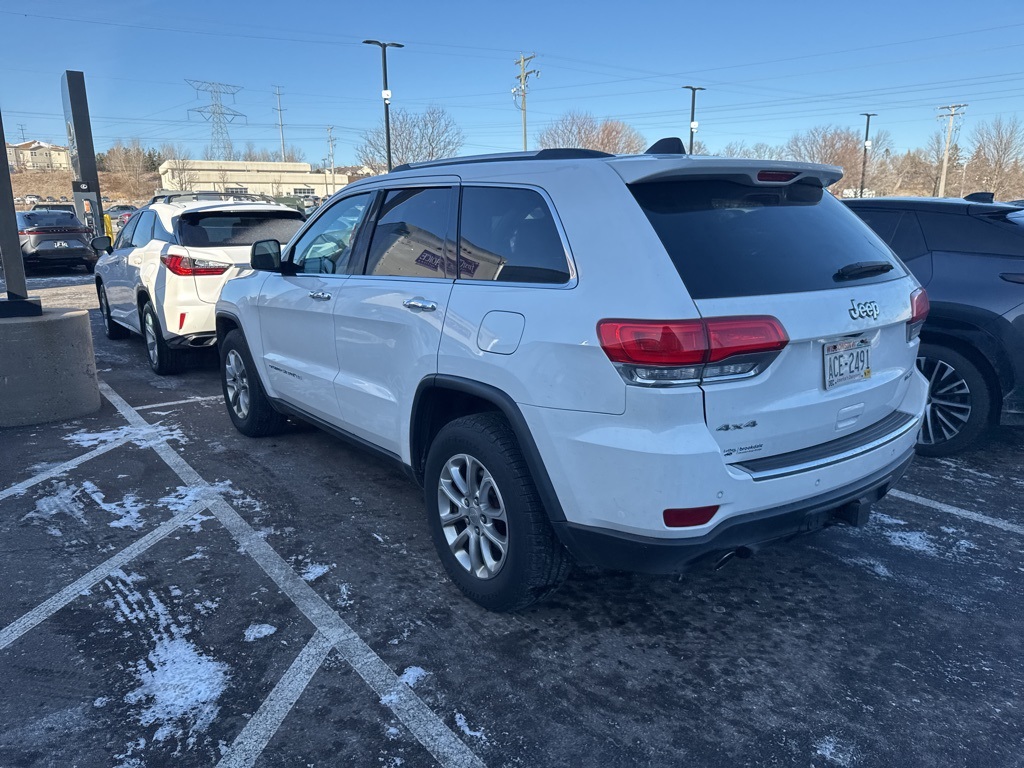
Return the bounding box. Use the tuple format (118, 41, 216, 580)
(834, 261, 894, 281)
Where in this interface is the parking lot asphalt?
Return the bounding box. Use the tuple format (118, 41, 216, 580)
(2, 270, 1023, 768)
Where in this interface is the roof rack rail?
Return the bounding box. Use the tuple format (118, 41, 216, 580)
(391, 147, 613, 173)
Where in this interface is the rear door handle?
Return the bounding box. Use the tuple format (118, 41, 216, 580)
(308, 290, 332, 301)
(403, 297, 437, 312)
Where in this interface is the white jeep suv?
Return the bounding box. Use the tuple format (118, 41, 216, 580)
(215, 144, 929, 611)
(92, 198, 304, 374)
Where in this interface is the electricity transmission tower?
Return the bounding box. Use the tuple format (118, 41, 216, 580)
(936, 103, 967, 198)
(273, 85, 286, 161)
(187, 80, 245, 159)
(512, 53, 539, 151)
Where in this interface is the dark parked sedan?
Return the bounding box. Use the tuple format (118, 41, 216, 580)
(846, 197, 1024, 455)
(16, 210, 97, 273)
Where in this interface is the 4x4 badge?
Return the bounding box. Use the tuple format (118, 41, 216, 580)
(848, 300, 880, 320)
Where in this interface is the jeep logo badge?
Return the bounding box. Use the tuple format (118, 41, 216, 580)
(848, 300, 880, 320)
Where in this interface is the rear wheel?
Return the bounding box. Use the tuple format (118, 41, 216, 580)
(141, 301, 185, 375)
(96, 283, 129, 340)
(916, 343, 992, 456)
(424, 413, 571, 611)
(220, 329, 286, 437)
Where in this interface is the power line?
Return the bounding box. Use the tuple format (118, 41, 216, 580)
(186, 80, 245, 159)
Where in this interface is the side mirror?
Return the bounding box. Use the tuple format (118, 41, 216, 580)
(91, 235, 112, 254)
(251, 239, 282, 271)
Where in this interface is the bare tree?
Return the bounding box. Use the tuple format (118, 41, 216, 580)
(718, 141, 786, 160)
(159, 143, 198, 191)
(356, 106, 464, 174)
(105, 138, 150, 199)
(537, 111, 646, 154)
(967, 116, 1024, 199)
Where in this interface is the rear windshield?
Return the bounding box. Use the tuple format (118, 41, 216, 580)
(630, 180, 904, 299)
(177, 211, 304, 248)
(16, 210, 85, 228)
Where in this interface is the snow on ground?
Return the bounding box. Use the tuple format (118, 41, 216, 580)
(299, 562, 330, 582)
(22, 481, 88, 525)
(243, 624, 277, 642)
(82, 481, 148, 530)
(813, 735, 855, 766)
(64, 423, 187, 449)
(397, 666, 428, 687)
(454, 712, 487, 742)
(103, 569, 229, 753)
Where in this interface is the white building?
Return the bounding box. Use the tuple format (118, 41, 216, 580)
(6, 141, 71, 172)
(157, 159, 363, 197)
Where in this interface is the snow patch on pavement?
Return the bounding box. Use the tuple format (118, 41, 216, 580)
(454, 712, 487, 742)
(300, 562, 330, 582)
(884, 529, 938, 555)
(82, 480, 148, 530)
(243, 624, 277, 642)
(814, 735, 855, 766)
(64, 422, 187, 449)
(23, 481, 87, 525)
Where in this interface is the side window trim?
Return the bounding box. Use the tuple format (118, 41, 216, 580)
(456, 182, 577, 287)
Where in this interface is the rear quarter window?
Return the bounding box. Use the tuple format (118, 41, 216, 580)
(630, 180, 905, 299)
(917, 211, 1024, 257)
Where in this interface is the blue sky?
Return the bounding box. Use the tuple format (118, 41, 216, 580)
(2, 0, 1023, 165)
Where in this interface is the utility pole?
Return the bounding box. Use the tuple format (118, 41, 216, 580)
(16, 124, 27, 142)
(273, 85, 286, 162)
(859, 112, 877, 198)
(187, 80, 245, 160)
(682, 86, 705, 154)
(936, 104, 967, 198)
(512, 53, 539, 151)
(326, 126, 336, 194)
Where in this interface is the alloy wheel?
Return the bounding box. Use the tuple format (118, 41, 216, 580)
(917, 355, 972, 446)
(223, 349, 251, 420)
(437, 454, 509, 579)
(144, 311, 159, 366)
(99, 289, 111, 334)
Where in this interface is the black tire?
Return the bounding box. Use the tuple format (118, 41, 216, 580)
(96, 282, 130, 340)
(141, 301, 185, 375)
(220, 329, 286, 437)
(424, 412, 572, 611)
(916, 342, 992, 457)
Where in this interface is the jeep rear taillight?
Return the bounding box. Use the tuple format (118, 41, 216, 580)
(907, 288, 929, 342)
(597, 316, 788, 386)
(160, 246, 230, 277)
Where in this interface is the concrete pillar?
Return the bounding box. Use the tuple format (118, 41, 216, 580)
(0, 308, 101, 428)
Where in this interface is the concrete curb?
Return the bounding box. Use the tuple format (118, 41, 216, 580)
(0, 307, 100, 427)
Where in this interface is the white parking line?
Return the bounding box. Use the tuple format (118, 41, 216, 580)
(0, 498, 211, 651)
(889, 489, 1024, 536)
(218, 630, 337, 768)
(98, 381, 486, 768)
(0, 437, 133, 502)
(134, 396, 222, 412)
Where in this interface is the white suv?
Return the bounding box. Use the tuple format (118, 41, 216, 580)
(93, 198, 304, 374)
(216, 144, 929, 611)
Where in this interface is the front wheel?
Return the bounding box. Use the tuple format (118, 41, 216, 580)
(424, 413, 571, 611)
(220, 330, 286, 437)
(916, 343, 992, 457)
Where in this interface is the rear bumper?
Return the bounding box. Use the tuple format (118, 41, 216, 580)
(553, 447, 915, 573)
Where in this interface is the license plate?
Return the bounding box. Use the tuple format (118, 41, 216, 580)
(53, 241, 69, 248)
(824, 339, 871, 390)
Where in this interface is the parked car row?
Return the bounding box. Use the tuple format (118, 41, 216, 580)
(82, 143, 1020, 611)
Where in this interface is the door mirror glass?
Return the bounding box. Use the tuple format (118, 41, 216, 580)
(251, 239, 282, 271)
(91, 235, 112, 254)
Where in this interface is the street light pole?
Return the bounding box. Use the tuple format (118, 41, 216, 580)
(859, 112, 877, 198)
(363, 39, 404, 172)
(682, 85, 705, 154)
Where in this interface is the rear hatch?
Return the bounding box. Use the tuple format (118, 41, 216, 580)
(17, 210, 92, 255)
(175, 209, 304, 303)
(623, 161, 919, 462)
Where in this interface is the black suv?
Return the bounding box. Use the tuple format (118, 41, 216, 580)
(846, 197, 1024, 455)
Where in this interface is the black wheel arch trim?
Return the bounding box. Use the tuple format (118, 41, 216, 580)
(412, 375, 568, 523)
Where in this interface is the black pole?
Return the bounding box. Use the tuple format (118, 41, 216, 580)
(364, 40, 404, 173)
(0, 108, 41, 317)
(683, 86, 705, 154)
(859, 112, 876, 198)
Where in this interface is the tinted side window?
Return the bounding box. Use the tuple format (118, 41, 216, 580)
(458, 187, 570, 283)
(851, 208, 899, 243)
(631, 181, 904, 299)
(890, 212, 929, 260)
(290, 193, 372, 275)
(128, 211, 155, 247)
(364, 188, 452, 278)
(917, 211, 1024, 256)
(114, 213, 140, 249)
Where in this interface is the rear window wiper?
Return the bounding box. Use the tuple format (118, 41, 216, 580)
(834, 261, 894, 281)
